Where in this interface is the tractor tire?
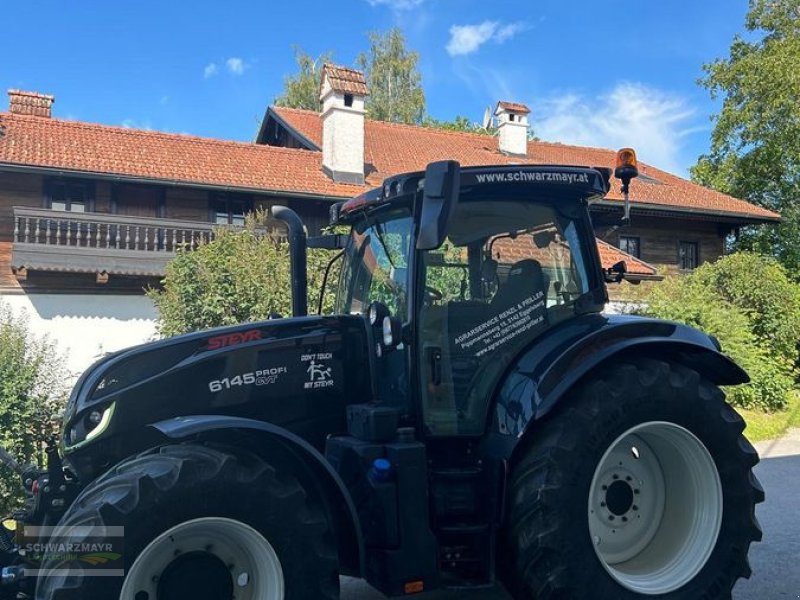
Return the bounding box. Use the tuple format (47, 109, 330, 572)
(501, 358, 763, 600)
(35, 444, 339, 600)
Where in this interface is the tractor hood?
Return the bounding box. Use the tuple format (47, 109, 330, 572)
(61, 315, 373, 478)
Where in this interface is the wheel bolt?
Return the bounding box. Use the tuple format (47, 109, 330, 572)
(602, 485, 608, 491)
(608, 515, 615, 521)
(622, 516, 628, 522)
(625, 476, 632, 482)
(600, 502, 606, 507)
(612, 474, 619, 480)
(632, 505, 638, 511)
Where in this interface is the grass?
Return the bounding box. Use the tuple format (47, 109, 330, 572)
(736, 391, 800, 443)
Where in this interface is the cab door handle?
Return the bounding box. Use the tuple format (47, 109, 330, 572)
(429, 347, 442, 386)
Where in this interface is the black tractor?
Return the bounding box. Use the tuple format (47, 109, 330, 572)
(0, 154, 762, 600)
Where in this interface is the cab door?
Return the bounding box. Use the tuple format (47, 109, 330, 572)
(416, 198, 593, 437)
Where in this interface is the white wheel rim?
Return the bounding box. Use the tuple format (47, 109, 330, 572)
(120, 517, 284, 600)
(588, 421, 723, 595)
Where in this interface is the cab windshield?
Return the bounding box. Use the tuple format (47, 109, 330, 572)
(336, 208, 413, 317)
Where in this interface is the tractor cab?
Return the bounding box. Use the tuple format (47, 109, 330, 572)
(332, 162, 611, 437)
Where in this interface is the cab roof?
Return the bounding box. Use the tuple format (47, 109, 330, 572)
(334, 164, 612, 223)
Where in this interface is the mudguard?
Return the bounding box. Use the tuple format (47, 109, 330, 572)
(151, 414, 365, 577)
(483, 313, 748, 461)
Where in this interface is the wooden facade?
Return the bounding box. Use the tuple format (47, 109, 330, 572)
(595, 215, 726, 276)
(0, 168, 753, 298)
(0, 170, 331, 293)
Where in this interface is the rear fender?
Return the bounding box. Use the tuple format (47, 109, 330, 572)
(151, 415, 364, 577)
(482, 315, 748, 462)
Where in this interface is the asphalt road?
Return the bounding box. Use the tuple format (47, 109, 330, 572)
(342, 429, 800, 600)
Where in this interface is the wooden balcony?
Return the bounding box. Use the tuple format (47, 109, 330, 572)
(11, 207, 216, 280)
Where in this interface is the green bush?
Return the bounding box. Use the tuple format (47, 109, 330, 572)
(0, 303, 68, 515)
(635, 267, 795, 412)
(692, 253, 800, 363)
(149, 210, 340, 337)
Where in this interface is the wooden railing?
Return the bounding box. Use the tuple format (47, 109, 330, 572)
(12, 207, 215, 253)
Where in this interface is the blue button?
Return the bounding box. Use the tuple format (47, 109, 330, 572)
(373, 458, 392, 473)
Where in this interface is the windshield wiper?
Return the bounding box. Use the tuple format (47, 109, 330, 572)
(372, 221, 398, 269)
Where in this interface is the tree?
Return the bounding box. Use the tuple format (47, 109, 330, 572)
(631, 254, 798, 412)
(148, 211, 340, 337)
(357, 28, 426, 124)
(0, 303, 68, 515)
(691, 0, 800, 276)
(421, 114, 495, 134)
(274, 47, 333, 111)
(691, 252, 800, 364)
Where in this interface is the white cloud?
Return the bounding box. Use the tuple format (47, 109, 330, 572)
(495, 22, 526, 43)
(447, 22, 496, 56)
(366, 0, 424, 9)
(446, 20, 527, 56)
(121, 118, 153, 130)
(203, 63, 219, 78)
(533, 83, 699, 175)
(225, 57, 247, 75)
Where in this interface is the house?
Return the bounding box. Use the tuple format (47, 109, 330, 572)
(0, 68, 780, 373)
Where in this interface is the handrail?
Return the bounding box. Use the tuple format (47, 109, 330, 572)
(12, 206, 216, 253)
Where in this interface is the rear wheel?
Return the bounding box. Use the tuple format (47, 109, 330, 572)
(35, 444, 339, 600)
(501, 359, 763, 599)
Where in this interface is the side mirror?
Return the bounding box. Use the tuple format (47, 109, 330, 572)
(416, 160, 461, 251)
(604, 260, 627, 284)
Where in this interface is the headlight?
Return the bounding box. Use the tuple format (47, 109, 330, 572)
(64, 403, 115, 451)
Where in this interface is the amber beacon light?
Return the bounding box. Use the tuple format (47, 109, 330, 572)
(614, 147, 639, 223)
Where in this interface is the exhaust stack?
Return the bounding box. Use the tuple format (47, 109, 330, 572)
(269, 206, 308, 317)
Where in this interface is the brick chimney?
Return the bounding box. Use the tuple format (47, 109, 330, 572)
(8, 90, 55, 118)
(495, 101, 530, 156)
(319, 64, 368, 185)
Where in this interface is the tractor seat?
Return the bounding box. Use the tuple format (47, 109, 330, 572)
(491, 259, 549, 313)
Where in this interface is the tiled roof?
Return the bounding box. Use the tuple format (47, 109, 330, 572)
(492, 236, 657, 277)
(8, 90, 55, 118)
(0, 105, 779, 224)
(321, 64, 368, 96)
(0, 112, 364, 198)
(496, 101, 530, 114)
(273, 107, 780, 222)
(596, 239, 658, 276)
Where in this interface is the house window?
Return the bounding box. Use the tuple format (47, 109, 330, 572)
(210, 192, 253, 226)
(344, 93, 354, 107)
(619, 235, 641, 258)
(679, 241, 699, 270)
(46, 179, 93, 212)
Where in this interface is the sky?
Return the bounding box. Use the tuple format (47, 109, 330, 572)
(1, 0, 752, 177)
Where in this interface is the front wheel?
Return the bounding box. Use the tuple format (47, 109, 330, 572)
(36, 444, 339, 600)
(502, 358, 763, 600)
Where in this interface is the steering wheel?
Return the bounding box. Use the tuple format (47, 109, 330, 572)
(425, 286, 443, 303)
